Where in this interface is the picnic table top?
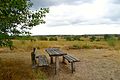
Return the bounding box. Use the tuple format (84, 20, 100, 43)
(45, 48, 67, 56)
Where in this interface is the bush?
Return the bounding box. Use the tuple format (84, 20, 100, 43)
(104, 35, 112, 41)
(38, 36, 48, 41)
(65, 37, 73, 41)
(90, 36, 96, 42)
(82, 44, 91, 49)
(49, 37, 57, 41)
(96, 38, 100, 41)
(69, 44, 80, 49)
(73, 36, 80, 41)
(106, 36, 117, 47)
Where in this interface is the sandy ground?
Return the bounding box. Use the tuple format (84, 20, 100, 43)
(0, 49, 120, 80)
(45, 49, 120, 80)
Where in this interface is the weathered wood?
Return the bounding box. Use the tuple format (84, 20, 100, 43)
(45, 48, 67, 56)
(45, 48, 67, 75)
(31, 48, 36, 66)
(71, 62, 75, 73)
(37, 55, 49, 67)
(63, 55, 79, 73)
(62, 56, 65, 63)
(63, 55, 79, 62)
(50, 56, 53, 64)
(55, 57, 59, 74)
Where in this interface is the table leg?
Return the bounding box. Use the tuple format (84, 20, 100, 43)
(50, 56, 53, 64)
(71, 62, 75, 73)
(55, 56, 59, 74)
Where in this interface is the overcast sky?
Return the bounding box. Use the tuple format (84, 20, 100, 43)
(30, 0, 120, 35)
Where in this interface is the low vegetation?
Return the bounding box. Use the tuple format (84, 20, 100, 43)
(1, 34, 120, 80)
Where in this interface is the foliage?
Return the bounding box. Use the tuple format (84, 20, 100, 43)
(64, 36, 81, 41)
(38, 36, 48, 41)
(96, 38, 100, 41)
(72, 44, 80, 49)
(82, 44, 91, 49)
(90, 36, 96, 42)
(49, 37, 57, 41)
(64, 36, 74, 41)
(104, 35, 112, 41)
(65, 37, 72, 41)
(0, 0, 49, 49)
(73, 36, 80, 41)
(106, 36, 117, 47)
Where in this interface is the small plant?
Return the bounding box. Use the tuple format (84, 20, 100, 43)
(73, 44, 80, 49)
(69, 44, 80, 49)
(21, 40, 25, 44)
(96, 38, 100, 41)
(82, 44, 91, 49)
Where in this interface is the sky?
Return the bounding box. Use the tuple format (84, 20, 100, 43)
(30, 0, 120, 35)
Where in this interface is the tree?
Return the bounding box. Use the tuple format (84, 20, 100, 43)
(0, 0, 49, 49)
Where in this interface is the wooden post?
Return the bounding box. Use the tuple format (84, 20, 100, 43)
(31, 48, 36, 68)
(71, 62, 75, 73)
(50, 56, 53, 64)
(55, 56, 59, 74)
(62, 56, 65, 63)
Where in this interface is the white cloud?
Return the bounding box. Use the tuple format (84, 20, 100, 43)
(31, 24, 120, 35)
(30, 0, 120, 35)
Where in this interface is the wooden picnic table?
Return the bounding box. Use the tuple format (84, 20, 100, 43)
(45, 48, 67, 74)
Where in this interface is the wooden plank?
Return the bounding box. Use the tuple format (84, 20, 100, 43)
(63, 55, 80, 63)
(38, 55, 49, 67)
(45, 48, 67, 56)
(63, 55, 73, 63)
(68, 55, 79, 62)
(55, 56, 59, 74)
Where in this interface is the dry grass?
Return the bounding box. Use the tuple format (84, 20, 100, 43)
(1, 40, 120, 80)
(0, 48, 47, 80)
(12, 40, 112, 51)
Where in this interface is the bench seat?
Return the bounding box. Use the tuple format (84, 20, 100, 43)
(63, 55, 80, 73)
(36, 55, 49, 67)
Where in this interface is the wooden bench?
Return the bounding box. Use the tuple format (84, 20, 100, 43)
(36, 55, 49, 67)
(63, 55, 80, 73)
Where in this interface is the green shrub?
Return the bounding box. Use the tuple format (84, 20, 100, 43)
(73, 44, 80, 49)
(49, 37, 57, 41)
(65, 37, 73, 41)
(106, 36, 117, 47)
(104, 35, 112, 41)
(69, 44, 80, 49)
(38, 36, 48, 41)
(96, 38, 100, 41)
(82, 44, 91, 49)
(90, 36, 96, 42)
(73, 36, 80, 41)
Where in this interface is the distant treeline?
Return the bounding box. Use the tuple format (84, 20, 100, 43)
(10, 34, 120, 41)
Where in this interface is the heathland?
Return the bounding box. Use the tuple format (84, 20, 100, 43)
(0, 35, 120, 80)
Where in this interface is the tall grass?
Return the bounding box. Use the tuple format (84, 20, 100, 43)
(0, 50, 47, 80)
(12, 39, 119, 50)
